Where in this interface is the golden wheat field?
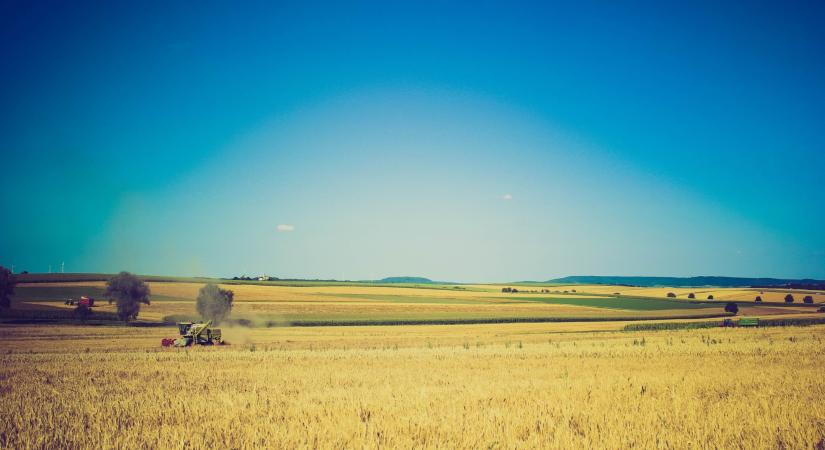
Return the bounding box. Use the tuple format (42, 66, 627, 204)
(1, 323, 825, 449)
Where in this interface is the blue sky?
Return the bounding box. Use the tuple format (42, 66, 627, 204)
(1, 0, 823, 281)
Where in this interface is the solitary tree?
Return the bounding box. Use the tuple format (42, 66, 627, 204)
(707, 295, 714, 300)
(784, 294, 795, 303)
(105, 272, 150, 322)
(687, 293, 695, 299)
(725, 302, 739, 315)
(755, 295, 762, 302)
(803, 295, 814, 304)
(196, 283, 234, 324)
(0, 266, 15, 309)
(666, 292, 676, 298)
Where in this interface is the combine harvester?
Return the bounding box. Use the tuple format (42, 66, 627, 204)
(162, 321, 225, 347)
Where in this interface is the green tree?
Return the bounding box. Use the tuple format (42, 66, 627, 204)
(105, 272, 150, 322)
(196, 283, 234, 324)
(0, 266, 15, 309)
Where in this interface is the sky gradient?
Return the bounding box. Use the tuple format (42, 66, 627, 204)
(1, 0, 824, 281)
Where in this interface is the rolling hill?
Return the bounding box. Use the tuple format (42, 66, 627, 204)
(547, 275, 825, 289)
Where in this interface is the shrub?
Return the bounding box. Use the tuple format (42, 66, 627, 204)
(687, 293, 695, 299)
(0, 266, 15, 309)
(666, 292, 676, 298)
(803, 295, 814, 304)
(196, 283, 234, 325)
(105, 272, 151, 322)
(707, 295, 714, 300)
(755, 296, 762, 302)
(785, 294, 794, 303)
(724, 302, 739, 315)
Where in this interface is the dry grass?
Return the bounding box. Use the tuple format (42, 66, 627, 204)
(1, 323, 825, 448)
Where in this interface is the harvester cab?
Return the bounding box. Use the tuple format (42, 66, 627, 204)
(178, 322, 194, 335)
(161, 321, 224, 347)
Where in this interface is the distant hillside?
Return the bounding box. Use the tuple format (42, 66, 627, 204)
(377, 277, 434, 284)
(548, 276, 825, 289)
(13, 272, 453, 287)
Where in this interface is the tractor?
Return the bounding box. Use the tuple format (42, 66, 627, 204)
(161, 321, 224, 347)
(65, 296, 95, 307)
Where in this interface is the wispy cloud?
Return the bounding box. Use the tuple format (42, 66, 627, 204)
(276, 224, 295, 232)
(500, 194, 513, 200)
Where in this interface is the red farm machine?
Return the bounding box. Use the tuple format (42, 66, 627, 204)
(65, 296, 95, 307)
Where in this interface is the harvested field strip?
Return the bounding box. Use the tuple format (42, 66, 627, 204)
(316, 293, 496, 304)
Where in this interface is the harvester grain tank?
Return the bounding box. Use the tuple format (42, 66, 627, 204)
(161, 321, 224, 347)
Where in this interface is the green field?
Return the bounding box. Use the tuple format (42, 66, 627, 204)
(511, 295, 717, 310)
